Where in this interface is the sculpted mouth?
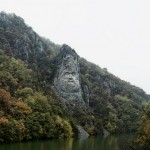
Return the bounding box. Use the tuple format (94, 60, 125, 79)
(68, 79, 74, 82)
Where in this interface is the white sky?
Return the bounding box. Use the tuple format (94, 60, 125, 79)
(0, 0, 150, 94)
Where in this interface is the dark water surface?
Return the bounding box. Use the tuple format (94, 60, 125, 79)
(0, 134, 133, 150)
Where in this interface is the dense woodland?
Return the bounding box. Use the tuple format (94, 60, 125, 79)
(0, 12, 150, 149)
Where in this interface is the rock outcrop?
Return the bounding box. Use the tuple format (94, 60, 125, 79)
(75, 125, 89, 139)
(0, 12, 60, 61)
(54, 44, 86, 112)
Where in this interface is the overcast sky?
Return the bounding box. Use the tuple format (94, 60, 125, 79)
(0, 0, 150, 94)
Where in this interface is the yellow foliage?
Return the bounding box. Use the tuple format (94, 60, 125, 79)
(0, 116, 9, 125)
(15, 101, 32, 115)
(54, 115, 73, 138)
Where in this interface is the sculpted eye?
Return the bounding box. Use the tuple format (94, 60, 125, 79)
(65, 72, 70, 75)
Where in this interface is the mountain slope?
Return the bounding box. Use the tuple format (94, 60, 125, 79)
(0, 12, 149, 142)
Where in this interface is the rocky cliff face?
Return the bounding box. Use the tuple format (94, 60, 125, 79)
(0, 12, 60, 62)
(54, 45, 86, 112)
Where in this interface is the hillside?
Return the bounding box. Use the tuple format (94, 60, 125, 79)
(0, 12, 149, 143)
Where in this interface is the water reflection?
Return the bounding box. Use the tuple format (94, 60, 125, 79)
(0, 134, 133, 150)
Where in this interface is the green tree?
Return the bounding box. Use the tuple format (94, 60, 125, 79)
(136, 102, 150, 150)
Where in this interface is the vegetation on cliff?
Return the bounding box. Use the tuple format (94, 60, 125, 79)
(0, 12, 149, 144)
(134, 102, 150, 150)
(0, 51, 72, 143)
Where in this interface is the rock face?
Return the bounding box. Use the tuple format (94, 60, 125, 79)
(54, 44, 86, 112)
(103, 129, 110, 137)
(0, 12, 60, 61)
(75, 125, 89, 139)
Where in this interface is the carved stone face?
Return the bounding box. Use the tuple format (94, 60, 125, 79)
(54, 45, 86, 111)
(56, 54, 80, 93)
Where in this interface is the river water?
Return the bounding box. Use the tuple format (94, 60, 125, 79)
(0, 134, 134, 150)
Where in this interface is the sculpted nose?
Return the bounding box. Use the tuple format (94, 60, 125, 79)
(68, 74, 73, 80)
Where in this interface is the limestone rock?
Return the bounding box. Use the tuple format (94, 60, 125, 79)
(54, 44, 86, 112)
(75, 125, 89, 139)
(103, 129, 110, 137)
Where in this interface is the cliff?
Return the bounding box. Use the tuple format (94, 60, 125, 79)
(0, 12, 149, 142)
(54, 45, 86, 113)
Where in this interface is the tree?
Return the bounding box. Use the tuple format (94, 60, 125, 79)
(136, 102, 150, 150)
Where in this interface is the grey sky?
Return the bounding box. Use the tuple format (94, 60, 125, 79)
(0, 0, 150, 94)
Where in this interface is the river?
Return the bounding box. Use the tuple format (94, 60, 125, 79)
(0, 134, 134, 150)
